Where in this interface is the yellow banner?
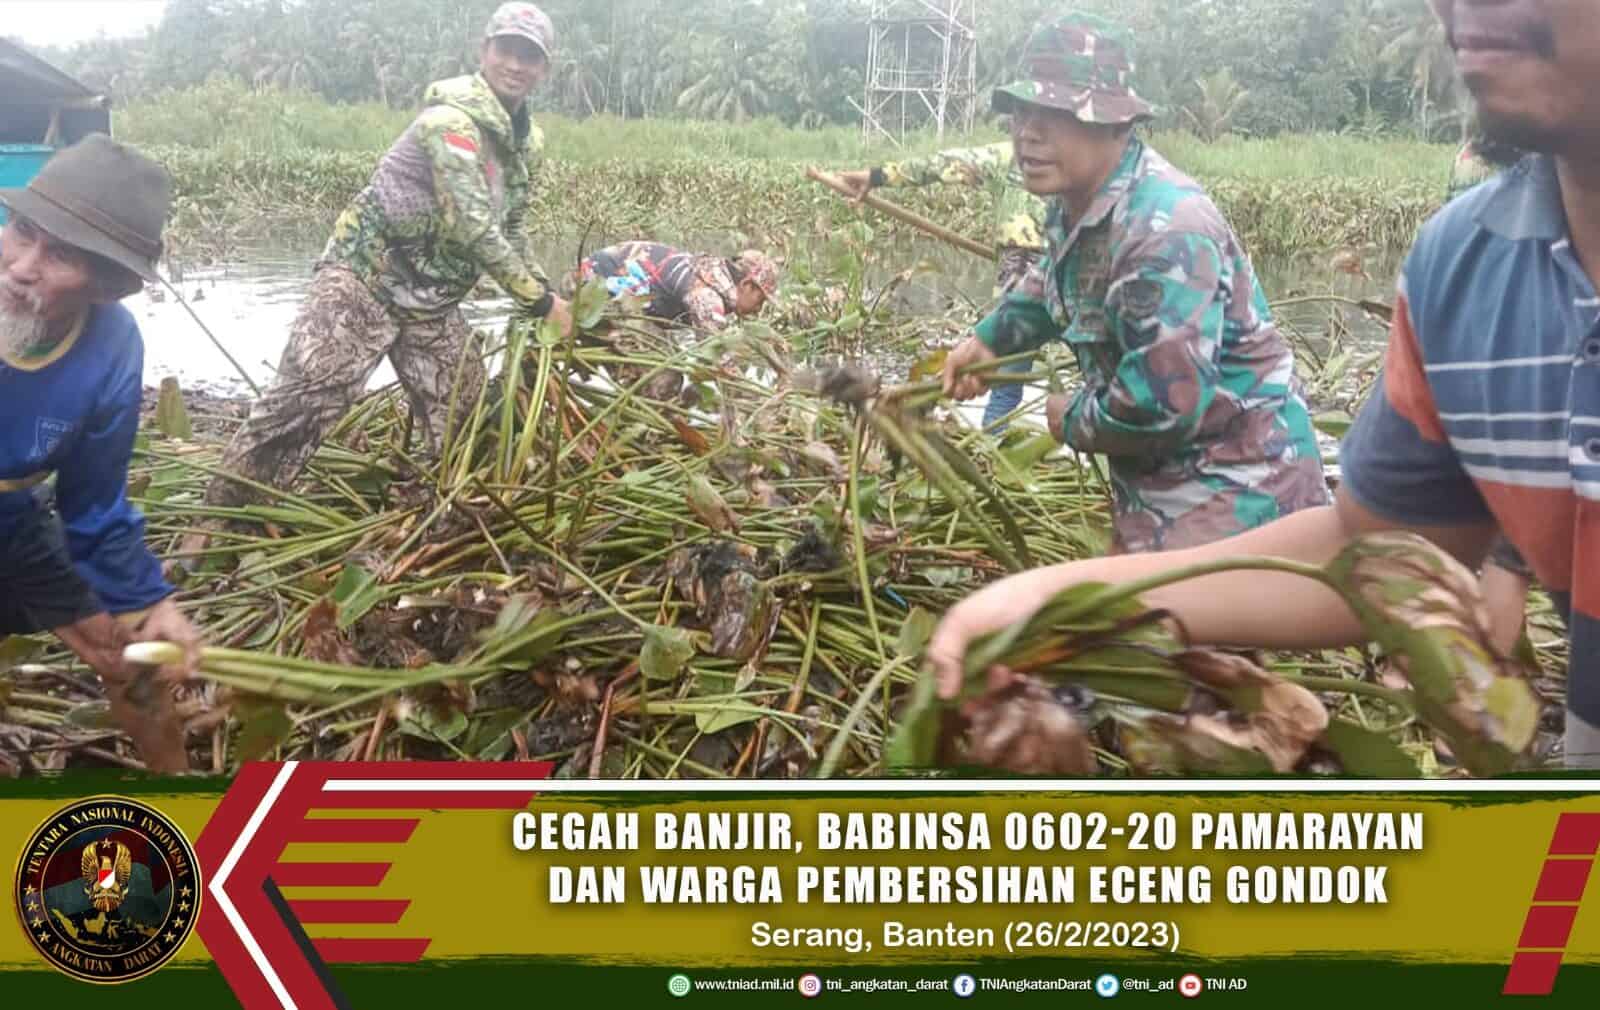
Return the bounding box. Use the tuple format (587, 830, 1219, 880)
(9, 789, 1594, 972)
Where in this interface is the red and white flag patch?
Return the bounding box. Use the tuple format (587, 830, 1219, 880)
(442, 133, 479, 159)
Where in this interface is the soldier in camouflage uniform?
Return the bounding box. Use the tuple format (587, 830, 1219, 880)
(943, 11, 1328, 554)
(837, 143, 1047, 431)
(191, 3, 568, 530)
(574, 242, 778, 332)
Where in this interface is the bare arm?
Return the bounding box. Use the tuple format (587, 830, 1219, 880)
(928, 489, 1499, 697)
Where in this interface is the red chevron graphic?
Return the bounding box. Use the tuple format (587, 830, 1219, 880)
(195, 762, 552, 1010)
(1504, 813, 1600, 995)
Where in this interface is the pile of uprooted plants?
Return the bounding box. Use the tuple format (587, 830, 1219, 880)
(0, 283, 1569, 779)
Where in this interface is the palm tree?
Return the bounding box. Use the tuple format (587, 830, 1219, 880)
(1182, 68, 1250, 141)
(676, 70, 770, 123)
(1378, 0, 1459, 139)
(674, 0, 780, 122)
(550, 24, 608, 117)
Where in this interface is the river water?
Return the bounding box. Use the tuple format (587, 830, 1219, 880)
(134, 237, 1401, 402)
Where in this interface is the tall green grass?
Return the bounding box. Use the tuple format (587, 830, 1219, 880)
(126, 82, 1457, 260)
(119, 82, 414, 155)
(117, 79, 955, 163)
(119, 80, 1455, 179)
(1152, 131, 1453, 187)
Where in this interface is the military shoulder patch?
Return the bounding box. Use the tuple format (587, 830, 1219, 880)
(12, 796, 201, 983)
(442, 132, 479, 159)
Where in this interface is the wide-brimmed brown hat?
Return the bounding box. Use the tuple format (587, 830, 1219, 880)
(0, 134, 170, 283)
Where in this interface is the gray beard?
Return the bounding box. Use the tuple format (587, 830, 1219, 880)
(0, 295, 48, 360)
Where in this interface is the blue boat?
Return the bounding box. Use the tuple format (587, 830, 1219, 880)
(0, 39, 111, 223)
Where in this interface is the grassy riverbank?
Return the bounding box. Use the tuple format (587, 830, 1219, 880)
(122, 82, 1454, 262)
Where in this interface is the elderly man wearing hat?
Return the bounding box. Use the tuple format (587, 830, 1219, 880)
(942, 11, 1327, 554)
(191, 3, 569, 538)
(0, 134, 201, 773)
(573, 241, 778, 333)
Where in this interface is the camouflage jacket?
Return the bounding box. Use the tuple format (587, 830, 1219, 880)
(320, 74, 550, 322)
(878, 141, 1047, 257)
(974, 138, 1328, 552)
(579, 242, 739, 332)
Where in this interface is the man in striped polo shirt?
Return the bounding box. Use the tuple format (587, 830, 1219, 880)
(927, 0, 1600, 767)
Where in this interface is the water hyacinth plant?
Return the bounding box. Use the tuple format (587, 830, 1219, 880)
(0, 271, 1565, 779)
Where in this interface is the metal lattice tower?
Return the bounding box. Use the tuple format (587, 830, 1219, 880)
(854, 0, 977, 145)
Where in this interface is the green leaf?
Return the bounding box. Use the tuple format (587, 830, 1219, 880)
(574, 277, 612, 331)
(619, 468, 664, 487)
(965, 581, 1122, 677)
(694, 703, 764, 735)
(155, 377, 194, 439)
(64, 700, 114, 729)
(492, 609, 565, 666)
(399, 706, 470, 744)
(490, 594, 544, 638)
(885, 674, 942, 771)
(908, 349, 948, 383)
(895, 607, 937, 659)
(536, 314, 562, 348)
(687, 473, 738, 532)
(734, 661, 759, 693)
(0, 637, 45, 674)
(1321, 719, 1422, 777)
(234, 701, 294, 762)
(1484, 677, 1541, 754)
(464, 709, 530, 759)
(640, 625, 696, 682)
(854, 475, 881, 519)
(1312, 412, 1350, 441)
(332, 563, 384, 629)
(1511, 631, 1541, 673)
(920, 566, 969, 589)
(998, 430, 1059, 475)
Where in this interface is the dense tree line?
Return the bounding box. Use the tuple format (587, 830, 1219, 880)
(19, 0, 1463, 139)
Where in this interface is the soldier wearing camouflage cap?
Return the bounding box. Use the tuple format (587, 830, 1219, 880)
(943, 10, 1328, 554)
(190, 3, 568, 546)
(573, 242, 778, 333)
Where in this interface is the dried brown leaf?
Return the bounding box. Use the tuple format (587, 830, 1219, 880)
(302, 598, 363, 665)
(961, 679, 1097, 776)
(1173, 649, 1329, 773)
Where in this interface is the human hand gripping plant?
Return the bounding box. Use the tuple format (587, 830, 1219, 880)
(886, 530, 1542, 778)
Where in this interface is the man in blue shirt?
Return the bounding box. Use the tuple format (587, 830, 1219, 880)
(0, 135, 201, 773)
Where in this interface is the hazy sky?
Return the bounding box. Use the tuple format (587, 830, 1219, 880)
(4, 1, 168, 47)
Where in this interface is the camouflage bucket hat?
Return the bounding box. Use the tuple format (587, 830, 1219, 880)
(992, 11, 1154, 125)
(735, 250, 779, 299)
(485, 2, 555, 60)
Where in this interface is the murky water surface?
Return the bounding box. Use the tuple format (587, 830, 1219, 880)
(136, 235, 1401, 422)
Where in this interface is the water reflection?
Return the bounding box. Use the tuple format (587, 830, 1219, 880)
(137, 235, 1402, 400)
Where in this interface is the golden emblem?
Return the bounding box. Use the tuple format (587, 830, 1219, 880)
(81, 839, 133, 914)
